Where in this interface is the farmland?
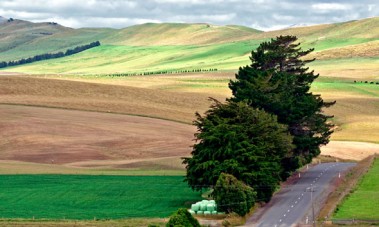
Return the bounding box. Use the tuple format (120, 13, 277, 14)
(0, 104, 197, 174)
(333, 157, 379, 220)
(1, 15, 379, 225)
(2, 72, 379, 145)
(0, 175, 201, 219)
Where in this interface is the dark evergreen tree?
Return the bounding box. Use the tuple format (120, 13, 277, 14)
(229, 35, 335, 174)
(183, 99, 293, 201)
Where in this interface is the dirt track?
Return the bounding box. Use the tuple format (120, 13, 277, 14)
(0, 104, 196, 167)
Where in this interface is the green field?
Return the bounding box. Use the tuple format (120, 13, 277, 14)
(0, 175, 201, 220)
(3, 41, 259, 74)
(4, 44, 379, 76)
(333, 157, 379, 220)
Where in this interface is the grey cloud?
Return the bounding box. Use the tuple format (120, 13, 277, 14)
(0, 0, 377, 30)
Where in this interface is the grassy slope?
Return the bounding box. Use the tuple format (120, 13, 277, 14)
(0, 20, 261, 62)
(2, 17, 379, 74)
(0, 175, 201, 219)
(5, 41, 258, 74)
(103, 23, 263, 45)
(333, 157, 379, 220)
(0, 19, 115, 61)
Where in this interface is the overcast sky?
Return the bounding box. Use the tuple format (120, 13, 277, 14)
(0, 0, 378, 31)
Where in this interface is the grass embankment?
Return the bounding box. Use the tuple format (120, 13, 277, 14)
(317, 156, 375, 221)
(0, 175, 201, 220)
(333, 156, 379, 220)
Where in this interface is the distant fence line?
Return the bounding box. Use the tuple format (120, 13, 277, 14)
(96, 68, 219, 77)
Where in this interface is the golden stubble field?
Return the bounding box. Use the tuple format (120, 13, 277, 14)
(0, 75, 227, 123)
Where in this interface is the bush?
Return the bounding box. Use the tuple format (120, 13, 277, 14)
(213, 173, 256, 216)
(166, 208, 200, 227)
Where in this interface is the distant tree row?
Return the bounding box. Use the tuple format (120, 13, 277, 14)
(354, 80, 379, 85)
(101, 68, 218, 77)
(0, 41, 101, 68)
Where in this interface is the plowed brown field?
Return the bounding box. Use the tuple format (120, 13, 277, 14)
(0, 104, 196, 173)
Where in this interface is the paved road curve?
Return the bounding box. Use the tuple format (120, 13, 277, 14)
(245, 162, 356, 227)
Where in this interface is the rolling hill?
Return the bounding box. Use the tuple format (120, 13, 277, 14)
(1, 16, 378, 75)
(102, 23, 263, 45)
(0, 18, 114, 61)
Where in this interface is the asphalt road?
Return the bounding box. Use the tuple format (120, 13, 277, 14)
(245, 162, 356, 227)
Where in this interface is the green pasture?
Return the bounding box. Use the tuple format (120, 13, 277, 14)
(3, 40, 379, 77)
(0, 175, 201, 220)
(2, 40, 262, 74)
(333, 158, 379, 220)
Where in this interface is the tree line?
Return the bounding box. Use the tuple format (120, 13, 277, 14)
(0, 41, 100, 68)
(354, 80, 379, 85)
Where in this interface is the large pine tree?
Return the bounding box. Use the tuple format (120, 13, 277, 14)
(229, 35, 335, 175)
(183, 100, 293, 201)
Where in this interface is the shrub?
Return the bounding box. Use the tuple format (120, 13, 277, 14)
(213, 173, 256, 216)
(166, 208, 200, 227)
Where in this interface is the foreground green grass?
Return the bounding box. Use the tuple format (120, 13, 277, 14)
(0, 175, 201, 220)
(333, 157, 379, 220)
(0, 218, 167, 227)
